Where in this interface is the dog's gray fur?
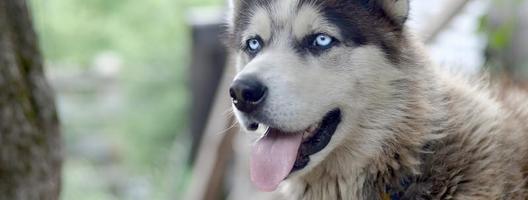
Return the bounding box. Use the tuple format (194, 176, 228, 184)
(227, 0, 528, 199)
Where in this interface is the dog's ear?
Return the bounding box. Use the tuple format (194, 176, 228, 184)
(377, 0, 410, 25)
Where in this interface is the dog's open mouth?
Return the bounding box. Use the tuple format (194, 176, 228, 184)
(250, 109, 341, 191)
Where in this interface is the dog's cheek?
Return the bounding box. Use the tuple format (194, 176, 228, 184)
(317, 48, 362, 96)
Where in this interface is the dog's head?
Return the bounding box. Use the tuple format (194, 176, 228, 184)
(226, 0, 412, 192)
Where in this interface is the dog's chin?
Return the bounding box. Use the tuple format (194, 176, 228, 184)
(247, 109, 342, 191)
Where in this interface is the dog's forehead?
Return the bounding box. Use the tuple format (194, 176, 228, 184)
(230, 0, 405, 62)
(232, 0, 369, 41)
(237, 0, 340, 41)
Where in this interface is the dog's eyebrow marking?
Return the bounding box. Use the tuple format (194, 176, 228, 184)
(242, 6, 272, 44)
(233, 0, 276, 48)
(293, 5, 341, 41)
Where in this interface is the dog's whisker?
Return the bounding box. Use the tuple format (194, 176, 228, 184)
(221, 108, 235, 117)
(215, 120, 239, 136)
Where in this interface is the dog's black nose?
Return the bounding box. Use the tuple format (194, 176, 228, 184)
(229, 78, 267, 113)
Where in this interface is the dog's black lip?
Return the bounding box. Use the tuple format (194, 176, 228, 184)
(291, 109, 342, 172)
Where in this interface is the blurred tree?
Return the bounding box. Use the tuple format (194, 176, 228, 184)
(0, 0, 62, 199)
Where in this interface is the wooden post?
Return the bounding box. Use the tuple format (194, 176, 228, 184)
(420, 0, 472, 44)
(184, 7, 239, 200)
(184, 58, 238, 200)
(187, 8, 229, 164)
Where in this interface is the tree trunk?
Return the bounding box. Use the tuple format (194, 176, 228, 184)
(0, 0, 62, 200)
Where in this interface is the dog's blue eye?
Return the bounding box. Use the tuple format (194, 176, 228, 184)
(313, 34, 333, 47)
(246, 38, 262, 53)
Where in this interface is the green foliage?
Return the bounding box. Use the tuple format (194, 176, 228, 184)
(478, 0, 526, 74)
(488, 23, 514, 50)
(479, 16, 515, 50)
(29, 0, 222, 199)
(31, 0, 222, 66)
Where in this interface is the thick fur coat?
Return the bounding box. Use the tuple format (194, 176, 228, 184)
(227, 0, 528, 199)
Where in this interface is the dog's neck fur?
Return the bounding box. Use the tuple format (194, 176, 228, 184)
(278, 38, 452, 200)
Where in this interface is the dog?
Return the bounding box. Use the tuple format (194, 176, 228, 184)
(226, 0, 528, 199)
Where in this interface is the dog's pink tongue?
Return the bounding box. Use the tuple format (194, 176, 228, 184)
(250, 129, 303, 192)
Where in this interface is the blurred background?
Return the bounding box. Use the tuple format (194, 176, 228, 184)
(21, 0, 528, 199)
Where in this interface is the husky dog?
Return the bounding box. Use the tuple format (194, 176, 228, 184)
(226, 0, 528, 199)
